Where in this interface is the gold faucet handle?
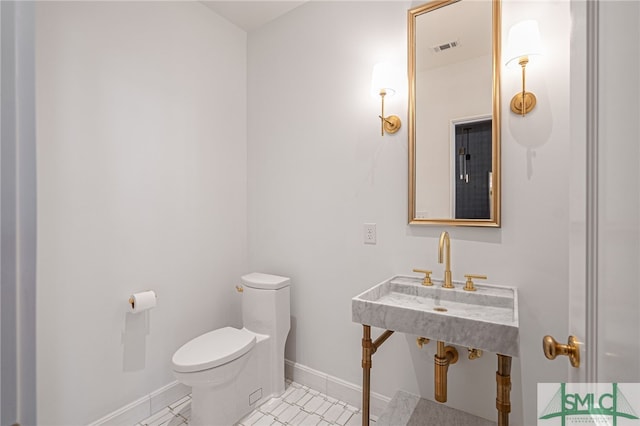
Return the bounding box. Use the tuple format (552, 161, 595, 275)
(463, 274, 487, 292)
(416, 337, 430, 348)
(468, 348, 483, 360)
(413, 269, 433, 286)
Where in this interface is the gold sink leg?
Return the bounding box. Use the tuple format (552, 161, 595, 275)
(362, 325, 372, 426)
(496, 354, 512, 426)
(361, 325, 394, 426)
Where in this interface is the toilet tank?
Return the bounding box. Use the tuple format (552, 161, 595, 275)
(241, 273, 291, 337)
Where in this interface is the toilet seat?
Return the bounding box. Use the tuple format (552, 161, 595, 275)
(241, 272, 290, 290)
(172, 327, 256, 373)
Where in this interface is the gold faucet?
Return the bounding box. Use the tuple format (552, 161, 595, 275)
(438, 231, 454, 288)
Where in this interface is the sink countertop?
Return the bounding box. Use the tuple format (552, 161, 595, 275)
(352, 275, 519, 357)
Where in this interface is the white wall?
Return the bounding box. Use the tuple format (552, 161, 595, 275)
(35, 2, 247, 424)
(248, 1, 570, 424)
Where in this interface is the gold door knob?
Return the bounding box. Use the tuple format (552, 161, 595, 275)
(542, 335, 580, 368)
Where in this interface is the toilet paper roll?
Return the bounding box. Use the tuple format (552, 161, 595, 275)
(129, 290, 157, 313)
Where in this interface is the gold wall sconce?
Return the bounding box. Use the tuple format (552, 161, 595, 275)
(505, 20, 542, 116)
(371, 62, 402, 136)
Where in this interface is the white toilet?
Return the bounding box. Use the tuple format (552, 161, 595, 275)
(171, 273, 291, 425)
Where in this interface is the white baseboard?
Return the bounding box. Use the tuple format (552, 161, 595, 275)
(284, 359, 390, 418)
(88, 381, 190, 426)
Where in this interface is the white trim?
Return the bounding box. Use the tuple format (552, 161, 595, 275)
(0, 4, 3, 424)
(585, 0, 599, 383)
(88, 381, 190, 426)
(284, 359, 390, 419)
(88, 394, 150, 426)
(568, 0, 589, 384)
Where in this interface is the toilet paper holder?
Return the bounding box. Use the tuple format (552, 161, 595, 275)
(128, 290, 157, 312)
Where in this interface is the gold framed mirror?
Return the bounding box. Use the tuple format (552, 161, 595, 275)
(408, 0, 501, 227)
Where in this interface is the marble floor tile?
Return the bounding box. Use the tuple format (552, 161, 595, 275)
(141, 408, 175, 426)
(303, 395, 326, 413)
(275, 403, 303, 423)
(137, 381, 375, 426)
(314, 400, 334, 416)
(284, 387, 308, 405)
(334, 409, 355, 426)
(253, 414, 276, 426)
(323, 404, 347, 423)
(259, 397, 284, 415)
(239, 410, 265, 426)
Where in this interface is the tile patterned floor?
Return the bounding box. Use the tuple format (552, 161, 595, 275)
(136, 381, 376, 426)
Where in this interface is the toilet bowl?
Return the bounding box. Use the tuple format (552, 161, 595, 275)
(171, 273, 291, 426)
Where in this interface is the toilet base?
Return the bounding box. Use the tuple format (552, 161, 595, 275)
(190, 384, 244, 426)
(182, 334, 276, 425)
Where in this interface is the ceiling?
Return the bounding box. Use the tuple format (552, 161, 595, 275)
(415, 1, 492, 71)
(201, 1, 307, 32)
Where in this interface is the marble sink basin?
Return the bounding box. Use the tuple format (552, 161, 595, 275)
(352, 275, 519, 356)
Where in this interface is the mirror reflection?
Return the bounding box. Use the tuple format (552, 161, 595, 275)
(408, 0, 501, 226)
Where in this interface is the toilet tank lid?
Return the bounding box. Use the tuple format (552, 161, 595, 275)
(172, 327, 256, 373)
(241, 272, 290, 290)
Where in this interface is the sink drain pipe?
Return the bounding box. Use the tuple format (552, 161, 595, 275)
(434, 341, 459, 402)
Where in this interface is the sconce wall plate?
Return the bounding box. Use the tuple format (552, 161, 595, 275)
(383, 115, 401, 134)
(510, 91, 536, 115)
